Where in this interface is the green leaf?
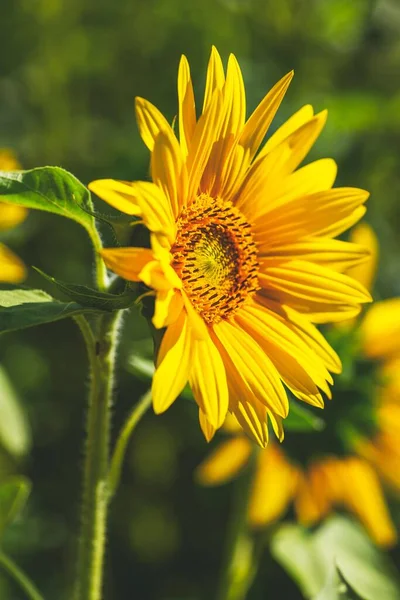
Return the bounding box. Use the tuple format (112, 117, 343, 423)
(271, 517, 400, 600)
(314, 516, 400, 600)
(0, 477, 31, 538)
(0, 288, 97, 333)
(271, 523, 326, 597)
(0, 167, 95, 236)
(34, 268, 137, 311)
(285, 401, 325, 432)
(0, 366, 31, 458)
(315, 567, 365, 600)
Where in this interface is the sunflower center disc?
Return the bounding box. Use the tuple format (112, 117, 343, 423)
(171, 194, 259, 324)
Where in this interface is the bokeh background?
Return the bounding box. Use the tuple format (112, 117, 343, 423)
(1, 0, 400, 598)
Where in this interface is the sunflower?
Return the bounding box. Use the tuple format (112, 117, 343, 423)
(89, 47, 371, 446)
(0, 149, 27, 283)
(197, 224, 399, 547)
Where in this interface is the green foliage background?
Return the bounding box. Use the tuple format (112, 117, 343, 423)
(0, 0, 400, 598)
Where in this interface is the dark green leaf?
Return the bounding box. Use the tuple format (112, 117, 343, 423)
(0, 167, 96, 237)
(0, 366, 31, 458)
(0, 477, 31, 538)
(0, 288, 97, 333)
(285, 401, 325, 432)
(34, 268, 137, 311)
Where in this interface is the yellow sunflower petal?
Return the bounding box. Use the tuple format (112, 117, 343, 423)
(264, 158, 338, 210)
(90, 179, 176, 243)
(267, 410, 285, 442)
(225, 53, 246, 133)
(235, 302, 325, 406)
(254, 188, 369, 247)
(151, 130, 187, 218)
(178, 54, 196, 158)
(267, 339, 325, 405)
(361, 298, 400, 359)
(347, 223, 378, 293)
(0, 243, 26, 283)
(203, 54, 246, 194)
(153, 288, 184, 329)
(260, 104, 314, 156)
(88, 179, 141, 216)
(262, 110, 327, 175)
(259, 260, 371, 320)
(233, 139, 290, 214)
(198, 408, 216, 443)
(135, 96, 174, 151)
(249, 446, 298, 526)
(209, 331, 270, 446)
(319, 205, 367, 239)
(203, 46, 225, 113)
(189, 334, 229, 428)
(100, 247, 154, 282)
(214, 319, 289, 418)
(339, 458, 397, 547)
(237, 112, 329, 220)
(181, 290, 209, 340)
(0, 203, 28, 231)
(280, 304, 341, 374)
(152, 311, 193, 414)
(239, 71, 294, 161)
(237, 302, 332, 403)
(196, 437, 252, 485)
(233, 395, 270, 448)
(187, 88, 223, 201)
(140, 260, 181, 291)
(259, 238, 370, 273)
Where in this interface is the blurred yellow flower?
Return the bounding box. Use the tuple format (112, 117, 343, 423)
(90, 47, 371, 446)
(197, 224, 399, 547)
(0, 149, 27, 283)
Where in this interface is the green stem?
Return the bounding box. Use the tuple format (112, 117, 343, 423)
(0, 552, 45, 600)
(73, 311, 122, 600)
(86, 226, 108, 292)
(108, 389, 152, 500)
(217, 449, 259, 600)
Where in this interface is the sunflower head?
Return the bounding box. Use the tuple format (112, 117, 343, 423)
(90, 47, 371, 446)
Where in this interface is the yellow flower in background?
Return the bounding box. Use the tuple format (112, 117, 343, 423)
(90, 47, 371, 446)
(197, 224, 399, 547)
(0, 149, 27, 283)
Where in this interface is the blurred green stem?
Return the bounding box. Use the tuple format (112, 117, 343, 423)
(73, 311, 122, 600)
(108, 388, 152, 499)
(217, 449, 259, 600)
(0, 552, 45, 600)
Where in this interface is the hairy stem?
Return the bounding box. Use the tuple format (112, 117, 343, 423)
(86, 226, 108, 292)
(73, 311, 121, 600)
(0, 552, 45, 600)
